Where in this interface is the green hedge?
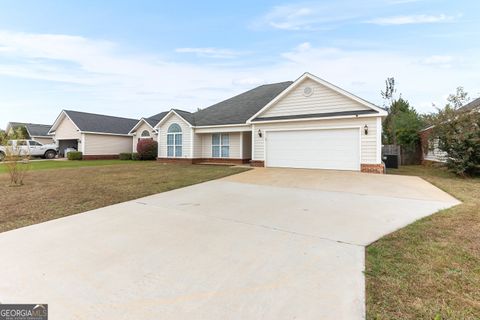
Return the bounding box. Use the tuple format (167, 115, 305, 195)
(132, 152, 140, 160)
(119, 153, 132, 160)
(67, 151, 83, 160)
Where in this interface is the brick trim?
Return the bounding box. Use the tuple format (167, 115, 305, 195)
(360, 163, 385, 174)
(250, 160, 265, 167)
(157, 157, 194, 164)
(157, 157, 250, 165)
(83, 154, 119, 160)
(192, 158, 250, 164)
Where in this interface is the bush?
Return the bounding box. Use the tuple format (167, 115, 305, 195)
(433, 107, 480, 176)
(132, 152, 140, 161)
(67, 151, 83, 160)
(136, 139, 158, 160)
(119, 153, 132, 160)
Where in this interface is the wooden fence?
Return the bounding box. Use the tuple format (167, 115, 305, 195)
(382, 144, 422, 165)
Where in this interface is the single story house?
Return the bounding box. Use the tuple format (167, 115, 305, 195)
(154, 72, 387, 173)
(420, 97, 480, 163)
(48, 110, 138, 158)
(128, 111, 168, 152)
(6, 122, 54, 144)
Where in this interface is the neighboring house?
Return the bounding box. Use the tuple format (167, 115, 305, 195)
(420, 97, 480, 163)
(154, 72, 388, 173)
(129, 111, 168, 152)
(5, 122, 54, 144)
(48, 110, 138, 159)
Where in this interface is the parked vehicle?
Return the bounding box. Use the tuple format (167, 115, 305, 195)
(0, 140, 58, 161)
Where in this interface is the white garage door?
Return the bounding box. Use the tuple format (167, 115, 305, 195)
(266, 128, 360, 170)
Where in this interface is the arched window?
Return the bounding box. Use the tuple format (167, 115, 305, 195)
(140, 130, 150, 137)
(167, 123, 182, 157)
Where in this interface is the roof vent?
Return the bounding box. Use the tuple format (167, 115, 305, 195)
(303, 86, 313, 97)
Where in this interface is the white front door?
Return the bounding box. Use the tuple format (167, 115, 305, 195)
(265, 128, 360, 170)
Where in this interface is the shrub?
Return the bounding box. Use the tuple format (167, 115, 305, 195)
(131, 152, 140, 161)
(67, 151, 83, 160)
(433, 107, 480, 176)
(136, 139, 158, 160)
(119, 153, 132, 160)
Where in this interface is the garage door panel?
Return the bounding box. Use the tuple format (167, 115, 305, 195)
(266, 129, 360, 170)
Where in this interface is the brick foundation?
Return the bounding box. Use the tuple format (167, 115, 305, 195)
(82, 154, 119, 160)
(361, 163, 385, 174)
(192, 158, 250, 165)
(250, 160, 265, 167)
(157, 157, 195, 164)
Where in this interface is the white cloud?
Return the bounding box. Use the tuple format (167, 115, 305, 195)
(254, 2, 361, 31)
(367, 14, 456, 25)
(0, 29, 479, 127)
(175, 47, 246, 59)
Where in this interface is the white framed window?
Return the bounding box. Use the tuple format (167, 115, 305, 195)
(140, 130, 150, 138)
(212, 133, 229, 158)
(167, 123, 182, 157)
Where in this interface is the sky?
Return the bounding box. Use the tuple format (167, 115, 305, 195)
(0, 0, 479, 128)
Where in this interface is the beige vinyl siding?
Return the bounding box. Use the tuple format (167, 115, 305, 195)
(200, 132, 241, 158)
(33, 137, 54, 145)
(83, 134, 133, 155)
(54, 116, 80, 140)
(253, 117, 379, 164)
(260, 78, 369, 118)
(158, 113, 192, 158)
(192, 130, 203, 158)
(242, 131, 252, 159)
(132, 122, 157, 152)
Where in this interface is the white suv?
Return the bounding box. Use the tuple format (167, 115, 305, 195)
(0, 140, 58, 161)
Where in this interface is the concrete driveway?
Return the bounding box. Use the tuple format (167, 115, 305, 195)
(0, 168, 459, 319)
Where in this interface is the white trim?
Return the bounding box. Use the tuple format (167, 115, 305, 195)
(48, 111, 81, 135)
(194, 123, 248, 129)
(376, 117, 382, 164)
(251, 124, 256, 161)
(154, 110, 193, 129)
(81, 131, 132, 137)
(128, 118, 156, 134)
(250, 113, 381, 125)
(239, 132, 243, 159)
(194, 125, 251, 134)
(190, 127, 195, 158)
(263, 126, 362, 171)
(247, 72, 387, 123)
(80, 133, 85, 154)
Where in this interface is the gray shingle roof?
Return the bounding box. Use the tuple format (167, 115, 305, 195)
(459, 97, 480, 112)
(25, 123, 52, 137)
(173, 109, 195, 125)
(64, 110, 139, 135)
(145, 111, 169, 127)
(252, 109, 378, 122)
(192, 81, 293, 126)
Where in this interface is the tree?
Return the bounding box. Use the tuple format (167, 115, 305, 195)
(432, 89, 479, 176)
(383, 98, 422, 146)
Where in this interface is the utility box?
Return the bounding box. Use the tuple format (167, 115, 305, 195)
(383, 155, 399, 169)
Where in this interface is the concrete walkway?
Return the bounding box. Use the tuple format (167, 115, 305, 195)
(0, 168, 459, 319)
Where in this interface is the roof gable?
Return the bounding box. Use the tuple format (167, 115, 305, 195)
(193, 82, 292, 126)
(25, 123, 52, 137)
(248, 73, 386, 122)
(155, 109, 194, 129)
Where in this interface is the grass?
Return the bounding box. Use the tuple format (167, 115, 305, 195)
(0, 159, 135, 173)
(366, 165, 480, 320)
(0, 161, 249, 233)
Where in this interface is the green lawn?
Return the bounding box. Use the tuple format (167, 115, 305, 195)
(0, 162, 249, 233)
(366, 165, 480, 320)
(0, 159, 136, 173)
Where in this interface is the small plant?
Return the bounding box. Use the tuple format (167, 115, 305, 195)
(3, 144, 30, 186)
(132, 152, 140, 160)
(67, 151, 83, 160)
(136, 139, 158, 160)
(119, 153, 132, 160)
